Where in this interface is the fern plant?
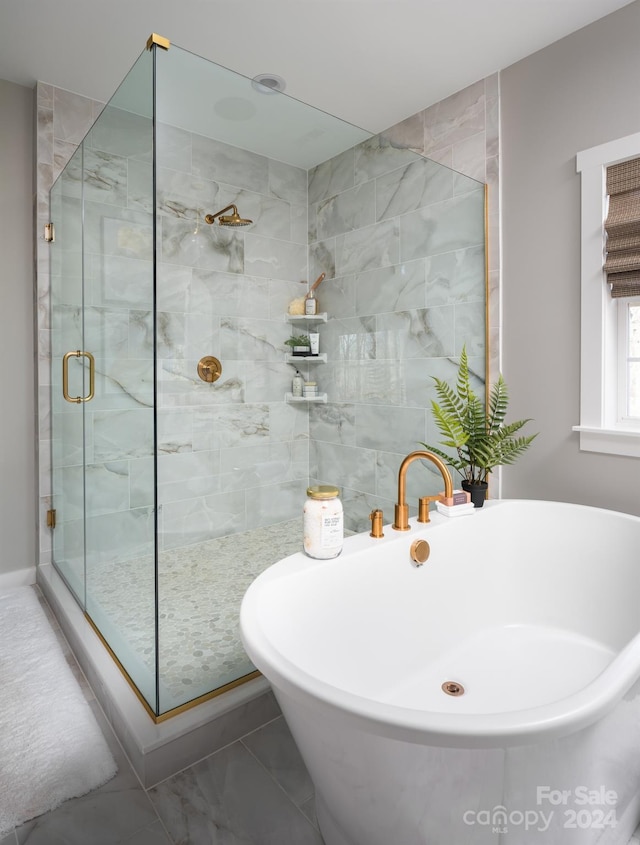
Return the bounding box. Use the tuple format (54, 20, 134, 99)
(420, 346, 537, 484)
(284, 334, 311, 349)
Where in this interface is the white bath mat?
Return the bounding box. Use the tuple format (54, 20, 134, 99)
(0, 586, 117, 836)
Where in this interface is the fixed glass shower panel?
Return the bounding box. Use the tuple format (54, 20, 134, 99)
(152, 45, 374, 713)
(50, 48, 158, 711)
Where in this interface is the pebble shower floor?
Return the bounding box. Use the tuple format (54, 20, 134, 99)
(86, 519, 301, 712)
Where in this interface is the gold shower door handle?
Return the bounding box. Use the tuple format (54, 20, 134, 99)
(62, 350, 95, 403)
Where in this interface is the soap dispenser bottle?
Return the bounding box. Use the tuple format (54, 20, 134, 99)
(292, 370, 304, 397)
(304, 289, 318, 315)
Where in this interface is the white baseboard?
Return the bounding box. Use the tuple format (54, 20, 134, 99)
(0, 566, 36, 591)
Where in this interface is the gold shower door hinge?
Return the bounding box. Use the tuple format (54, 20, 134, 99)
(44, 223, 55, 242)
(47, 508, 56, 529)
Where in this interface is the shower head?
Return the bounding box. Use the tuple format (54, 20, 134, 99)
(204, 204, 253, 227)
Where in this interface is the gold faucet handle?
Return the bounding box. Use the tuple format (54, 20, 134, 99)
(369, 509, 384, 538)
(418, 495, 442, 523)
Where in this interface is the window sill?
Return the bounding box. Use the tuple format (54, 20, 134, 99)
(572, 425, 640, 458)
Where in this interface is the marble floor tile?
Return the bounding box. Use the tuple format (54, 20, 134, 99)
(15, 690, 159, 845)
(241, 716, 315, 809)
(20, 590, 327, 845)
(15, 786, 160, 845)
(300, 795, 318, 827)
(122, 820, 173, 844)
(148, 740, 324, 845)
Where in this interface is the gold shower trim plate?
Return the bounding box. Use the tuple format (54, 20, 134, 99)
(84, 613, 261, 723)
(197, 356, 222, 383)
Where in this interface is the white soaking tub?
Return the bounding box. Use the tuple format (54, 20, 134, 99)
(240, 500, 640, 845)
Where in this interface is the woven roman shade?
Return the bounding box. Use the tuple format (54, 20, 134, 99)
(604, 157, 640, 297)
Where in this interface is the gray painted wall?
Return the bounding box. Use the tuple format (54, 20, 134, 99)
(500, 0, 640, 514)
(0, 79, 36, 576)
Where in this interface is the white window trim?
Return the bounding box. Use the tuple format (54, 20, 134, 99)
(573, 132, 640, 459)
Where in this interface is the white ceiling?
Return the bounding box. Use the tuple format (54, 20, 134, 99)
(0, 0, 635, 133)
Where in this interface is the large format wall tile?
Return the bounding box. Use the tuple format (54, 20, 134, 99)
(192, 132, 269, 194)
(375, 158, 453, 221)
(399, 192, 485, 263)
(307, 147, 355, 205)
(335, 218, 400, 276)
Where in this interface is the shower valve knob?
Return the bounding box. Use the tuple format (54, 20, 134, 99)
(197, 356, 222, 383)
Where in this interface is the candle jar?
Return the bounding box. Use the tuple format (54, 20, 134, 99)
(303, 485, 343, 559)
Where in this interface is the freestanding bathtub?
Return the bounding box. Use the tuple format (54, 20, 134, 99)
(240, 500, 640, 845)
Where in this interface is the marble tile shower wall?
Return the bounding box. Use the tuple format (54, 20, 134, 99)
(45, 101, 312, 555)
(306, 136, 486, 531)
(36, 73, 500, 561)
(384, 75, 501, 381)
(154, 124, 310, 547)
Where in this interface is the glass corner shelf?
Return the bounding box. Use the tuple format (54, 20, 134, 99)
(285, 353, 327, 364)
(285, 392, 328, 403)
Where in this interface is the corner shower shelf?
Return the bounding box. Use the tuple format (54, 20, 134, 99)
(286, 313, 328, 324)
(285, 353, 327, 364)
(285, 392, 328, 403)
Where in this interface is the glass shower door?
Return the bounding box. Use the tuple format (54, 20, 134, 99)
(50, 46, 160, 714)
(50, 145, 87, 604)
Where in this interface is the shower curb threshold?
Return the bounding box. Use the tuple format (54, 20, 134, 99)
(36, 563, 280, 788)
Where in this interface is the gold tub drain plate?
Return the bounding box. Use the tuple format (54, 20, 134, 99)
(442, 681, 465, 696)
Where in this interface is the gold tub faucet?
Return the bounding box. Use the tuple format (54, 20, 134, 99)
(393, 450, 453, 531)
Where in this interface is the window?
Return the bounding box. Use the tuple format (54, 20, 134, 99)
(574, 133, 640, 458)
(618, 298, 640, 422)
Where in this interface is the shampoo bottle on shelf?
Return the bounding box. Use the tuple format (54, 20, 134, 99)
(292, 370, 304, 397)
(304, 289, 318, 315)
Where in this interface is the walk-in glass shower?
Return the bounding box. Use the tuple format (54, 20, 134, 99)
(49, 37, 486, 718)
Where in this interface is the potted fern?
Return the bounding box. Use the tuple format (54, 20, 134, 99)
(420, 346, 537, 507)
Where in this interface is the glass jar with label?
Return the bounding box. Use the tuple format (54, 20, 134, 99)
(303, 380, 317, 398)
(303, 485, 343, 559)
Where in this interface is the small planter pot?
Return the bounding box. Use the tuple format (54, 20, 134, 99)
(291, 346, 311, 356)
(462, 480, 488, 508)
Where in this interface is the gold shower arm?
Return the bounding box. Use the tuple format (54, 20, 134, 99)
(205, 205, 237, 224)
